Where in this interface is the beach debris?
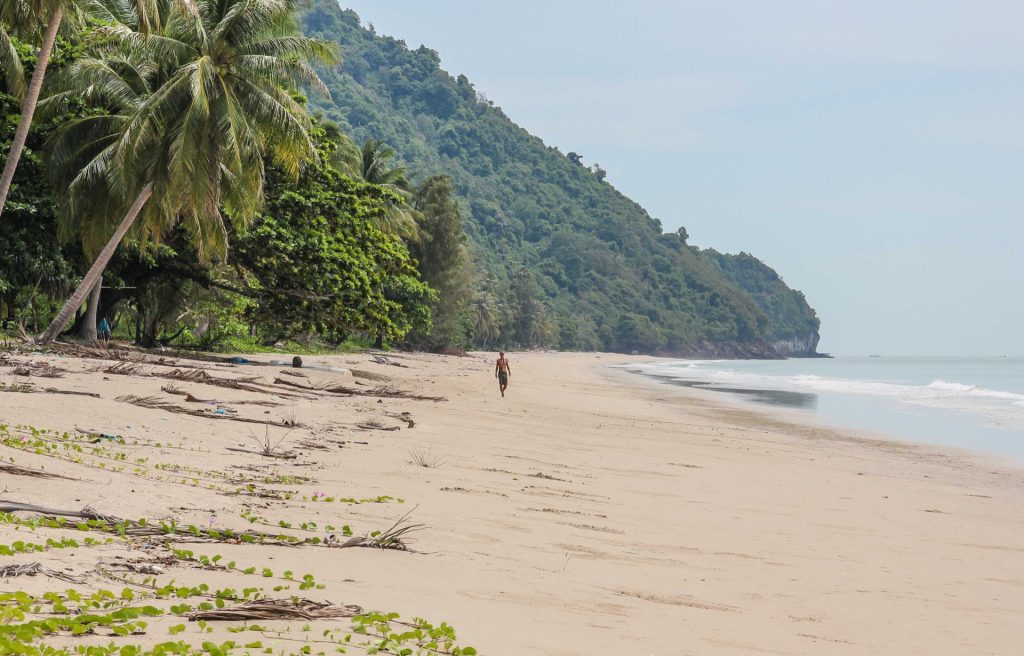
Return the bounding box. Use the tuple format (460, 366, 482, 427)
(0, 561, 83, 583)
(327, 382, 446, 402)
(372, 354, 408, 368)
(0, 381, 100, 397)
(162, 382, 186, 395)
(187, 598, 362, 622)
(530, 472, 568, 482)
(105, 361, 146, 377)
(386, 411, 415, 428)
(115, 394, 296, 427)
(11, 361, 66, 378)
(350, 368, 390, 382)
(0, 500, 123, 523)
(278, 369, 308, 378)
(292, 356, 303, 368)
(356, 421, 400, 432)
(0, 463, 72, 479)
(224, 446, 297, 460)
(0, 381, 34, 393)
(274, 376, 315, 391)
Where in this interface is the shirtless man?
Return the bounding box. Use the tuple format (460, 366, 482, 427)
(495, 351, 511, 397)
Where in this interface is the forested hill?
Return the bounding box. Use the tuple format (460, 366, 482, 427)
(301, 0, 821, 357)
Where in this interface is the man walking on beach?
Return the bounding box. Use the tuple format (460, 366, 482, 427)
(495, 351, 511, 397)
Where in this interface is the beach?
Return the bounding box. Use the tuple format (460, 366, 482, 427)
(2, 349, 1023, 655)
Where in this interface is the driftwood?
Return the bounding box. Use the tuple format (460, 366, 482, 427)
(187, 598, 362, 622)
(278, 369, 308, 378)
(0, 500, 122, 523)
(0, 463, 72, 480)
(0, 562, 83, 583)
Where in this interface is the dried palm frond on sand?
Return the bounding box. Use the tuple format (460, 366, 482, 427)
(0, 562, 83, 583)
(187, 598, 362, 622)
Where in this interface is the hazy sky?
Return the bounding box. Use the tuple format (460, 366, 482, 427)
(339, 1, 1023, 356)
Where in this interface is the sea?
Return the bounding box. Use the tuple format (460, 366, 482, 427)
(620, 356, 1024, 464)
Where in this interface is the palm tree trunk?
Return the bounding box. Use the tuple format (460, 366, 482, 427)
(0, 7, 63, 220)
(38, 183, 154, 344)
(78, 276, 102, 341)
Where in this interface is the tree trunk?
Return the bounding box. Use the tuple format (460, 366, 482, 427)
(0, 8, 63, 220)
(38, 184, 154, 344)
(78, 276, 102, 341)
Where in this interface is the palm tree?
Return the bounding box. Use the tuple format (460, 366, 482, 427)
(337, 137, 416, 236)
(38, 0, 337, 344)
(0, 0, 148, 220)
(471, 289, 501, 349)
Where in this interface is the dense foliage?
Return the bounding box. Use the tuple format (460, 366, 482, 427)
(0, 0, 821, 357)
(234, 128, 436, 344)
(700, 250, 820, 345)
(300, 0, 821, 355)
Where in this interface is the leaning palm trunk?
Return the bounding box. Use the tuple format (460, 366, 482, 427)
(0, 8, 63, 220)
(77, 276, 102, 341)
(39, 184, 153, 344)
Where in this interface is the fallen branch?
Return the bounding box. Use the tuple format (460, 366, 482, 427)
(187, 598, 362, 622)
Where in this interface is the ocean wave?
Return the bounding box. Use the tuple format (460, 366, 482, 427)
(635, 363, 1024, 421)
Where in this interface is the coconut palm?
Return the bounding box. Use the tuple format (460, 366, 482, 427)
(0, 0, 150, 220)
(471, 289, 501, 349)
(38, 0, 337, 343)
(336, 137, 416, 236)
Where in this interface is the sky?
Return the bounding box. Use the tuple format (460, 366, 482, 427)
(339, 1, 1024, 356)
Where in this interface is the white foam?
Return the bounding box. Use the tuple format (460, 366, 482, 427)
(632, 361, 1024, 429)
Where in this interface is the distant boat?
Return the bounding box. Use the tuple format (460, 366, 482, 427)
(868, 354, 882, 358)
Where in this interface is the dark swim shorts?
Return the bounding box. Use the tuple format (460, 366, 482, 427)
(498, 371, 508, 385)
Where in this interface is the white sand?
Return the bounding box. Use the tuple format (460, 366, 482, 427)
(1, 349, 1022, 655)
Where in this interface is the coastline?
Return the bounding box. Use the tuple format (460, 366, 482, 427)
(2, 349, 1022, 654)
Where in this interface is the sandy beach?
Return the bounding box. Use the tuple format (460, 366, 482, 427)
(2, 348, 1022, 655)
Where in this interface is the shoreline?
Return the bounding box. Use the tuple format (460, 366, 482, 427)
(606, 359, 1024, 492)
(612, 359, 1024, 475)
(2, 349, 1023, 654)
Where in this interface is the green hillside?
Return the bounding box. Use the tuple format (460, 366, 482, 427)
(301, 0, 821, 356)
(700, 250, 822, 356)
